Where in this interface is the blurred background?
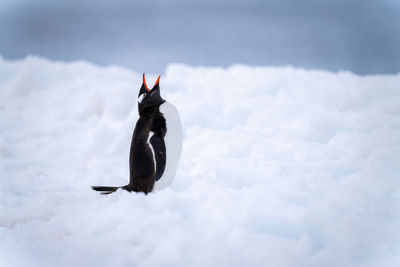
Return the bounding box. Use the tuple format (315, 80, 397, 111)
(1, 0, 399, 75)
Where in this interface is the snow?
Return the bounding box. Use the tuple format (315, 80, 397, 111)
(0, 55, 399, 267)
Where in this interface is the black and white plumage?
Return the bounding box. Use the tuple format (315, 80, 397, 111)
(92, 74, 183, 194)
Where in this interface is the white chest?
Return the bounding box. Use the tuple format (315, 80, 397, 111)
(154, 101, 183, 190)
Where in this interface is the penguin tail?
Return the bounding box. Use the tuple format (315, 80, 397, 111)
(91, 185, 121, 195)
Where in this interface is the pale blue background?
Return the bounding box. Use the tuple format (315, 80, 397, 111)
(1, 0, 399, 74)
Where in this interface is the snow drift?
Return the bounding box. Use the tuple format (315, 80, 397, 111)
(0, 56, 399, 267)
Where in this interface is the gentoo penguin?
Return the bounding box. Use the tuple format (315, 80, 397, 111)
(92, 74, 183, 194)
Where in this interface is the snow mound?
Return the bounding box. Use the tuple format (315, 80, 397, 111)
(1, 56, 399, 267)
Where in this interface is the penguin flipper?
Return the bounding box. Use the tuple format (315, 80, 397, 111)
(91, 186, 120, 194)
(149, 133, 166, 181)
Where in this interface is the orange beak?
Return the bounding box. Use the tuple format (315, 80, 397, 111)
(143, 73, 161, 92)
(143, 73, 151, 92)
(154, 75, 161, 87)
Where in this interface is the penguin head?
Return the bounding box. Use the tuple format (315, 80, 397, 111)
(138, 73, 165, 115)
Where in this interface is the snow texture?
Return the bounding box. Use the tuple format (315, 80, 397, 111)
(0, 56, 399, 267)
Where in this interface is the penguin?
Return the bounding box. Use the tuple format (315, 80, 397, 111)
(92, 74, 183, 194)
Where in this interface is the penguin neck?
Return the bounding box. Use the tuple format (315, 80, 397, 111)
(139, 101, 165, 116)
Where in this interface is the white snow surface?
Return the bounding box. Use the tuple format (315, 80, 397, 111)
(0, 56, 399, 267)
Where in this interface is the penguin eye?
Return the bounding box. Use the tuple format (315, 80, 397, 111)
(138, 93, 146, 103)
